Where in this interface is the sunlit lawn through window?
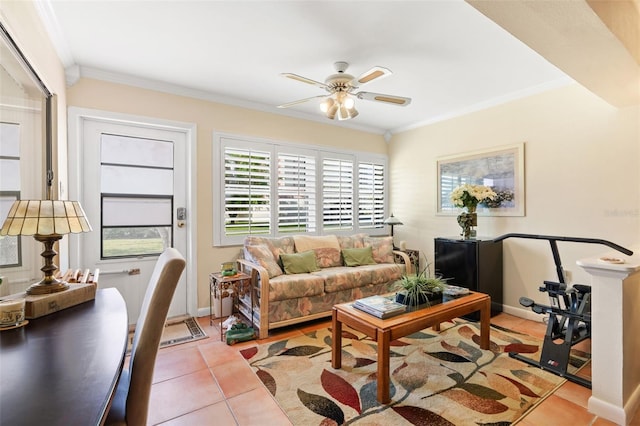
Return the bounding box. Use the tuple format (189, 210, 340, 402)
(103, 238, 165, 258)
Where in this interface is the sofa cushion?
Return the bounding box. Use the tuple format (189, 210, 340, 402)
(268, 273, 325, 302)
(293, 235, 341, 268)
(280, 250, 319, 274)
(342, 247, 376, 267)
(312, 266, 373, 293)
(364, 236, 395, 264)
(314, 248, 342, 268)
(337, 233, 367, 250)
(244, 236, 295, 260)
(367, 263, 403, 285)
(244, 244, 283, 278)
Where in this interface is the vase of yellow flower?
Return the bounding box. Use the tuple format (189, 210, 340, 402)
(450, 184, 497, 238)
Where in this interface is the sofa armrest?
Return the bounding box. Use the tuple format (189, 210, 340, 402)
(236, 258, 270, 339)
(393, 250, 413, 275)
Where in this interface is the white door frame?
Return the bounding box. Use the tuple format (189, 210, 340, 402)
(67, 106, 198, 318)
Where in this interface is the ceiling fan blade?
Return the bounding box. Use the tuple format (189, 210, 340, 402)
(281, 73, 328, 89)
(353, 66, 392, 87)
(356, 91, 412, 106)
(277, 95, 326, 109)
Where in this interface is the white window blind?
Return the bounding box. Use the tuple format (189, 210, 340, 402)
(277, 152, 316, 234)
(100, 134, 174, 258)
(214, 133, 388, 246)
(358, 161, 385, 229)
(224, 147, 271, 236)
(322, 157, 354, 231)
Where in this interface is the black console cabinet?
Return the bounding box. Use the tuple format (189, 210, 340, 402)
(434, 237, 503, 319)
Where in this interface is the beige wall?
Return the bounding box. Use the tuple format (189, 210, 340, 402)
(66, 78, 386, 308)
(389, 83, 640, 314)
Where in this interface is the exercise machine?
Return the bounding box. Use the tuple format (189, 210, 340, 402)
(493, 233, 633, 388)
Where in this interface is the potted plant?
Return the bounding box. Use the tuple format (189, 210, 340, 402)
(391, 263, 448, 309)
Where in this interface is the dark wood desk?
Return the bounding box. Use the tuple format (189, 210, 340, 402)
(0, 288, 128, 426)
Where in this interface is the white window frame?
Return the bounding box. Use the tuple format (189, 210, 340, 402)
(213, 132, 388, 247)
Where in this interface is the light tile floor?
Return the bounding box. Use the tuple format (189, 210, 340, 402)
(147, 313, 640, 425)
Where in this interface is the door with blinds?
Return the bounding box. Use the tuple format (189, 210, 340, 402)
(74, 117, 189, 324)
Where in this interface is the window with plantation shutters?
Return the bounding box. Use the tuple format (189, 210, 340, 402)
(358, 161, 385, 229)
(213, 133, 388, 246)
(223, 146, 271, 237)
(322, 157, 354, 231)
(277, 152, 316, 233)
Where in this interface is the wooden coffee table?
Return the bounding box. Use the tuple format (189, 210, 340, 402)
(331, 291, 491, 404)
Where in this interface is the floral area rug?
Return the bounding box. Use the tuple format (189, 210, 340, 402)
(240, 321, 588, 425)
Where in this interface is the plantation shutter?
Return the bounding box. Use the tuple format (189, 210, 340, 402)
(224, 146, 271, 236)
(358, 161, 385, 229)
(277, 152, 316, 233)
(322, 157, 353, 230)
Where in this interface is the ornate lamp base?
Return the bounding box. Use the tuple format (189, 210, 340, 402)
(27, 234, 69, 295)
(26, 278, 69, 295)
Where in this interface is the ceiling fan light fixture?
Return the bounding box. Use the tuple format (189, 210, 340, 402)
(326, 99, 339, 119)
(338, 105, 350, 121)
(280, 62, 411, 120)
(320, 97, 335, 113)
(343, 96, 355, 109)
(337, 102, 358, 121)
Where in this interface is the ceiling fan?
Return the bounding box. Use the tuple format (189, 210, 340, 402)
(277, 61, 412, 121)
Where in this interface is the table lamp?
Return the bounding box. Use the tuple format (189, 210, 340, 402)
(0, 200, 92, 295)
(383, 213, 403, 248)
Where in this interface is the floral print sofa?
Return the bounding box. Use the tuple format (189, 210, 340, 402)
(237, 233, 412, 339)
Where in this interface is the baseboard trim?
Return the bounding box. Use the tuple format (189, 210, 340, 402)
(588, 383, 640, 425)
(589, 397, 625, 425)
(501, 304, 546, 323)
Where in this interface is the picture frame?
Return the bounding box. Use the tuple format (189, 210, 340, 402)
(437, 143, 525, 216)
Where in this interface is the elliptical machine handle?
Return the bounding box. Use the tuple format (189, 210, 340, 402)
(493, 233, 633, 256)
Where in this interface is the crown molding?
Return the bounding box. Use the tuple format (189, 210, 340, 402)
(33, 0, 75, 68)
(394, 76, 575, 133)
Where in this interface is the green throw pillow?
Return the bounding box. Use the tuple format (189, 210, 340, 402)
(280, 250, 319, 274)
(342, 247, 377, 267)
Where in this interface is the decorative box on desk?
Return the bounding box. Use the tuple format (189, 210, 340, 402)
(25, 284, 96, 319)
(434, 237, 503, 320)
(3, 269, 100, 319)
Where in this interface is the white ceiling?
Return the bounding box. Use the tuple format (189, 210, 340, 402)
(37, 0, 571, 135)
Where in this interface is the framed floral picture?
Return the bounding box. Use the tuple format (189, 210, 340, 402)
(437, 143, 525, 216)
